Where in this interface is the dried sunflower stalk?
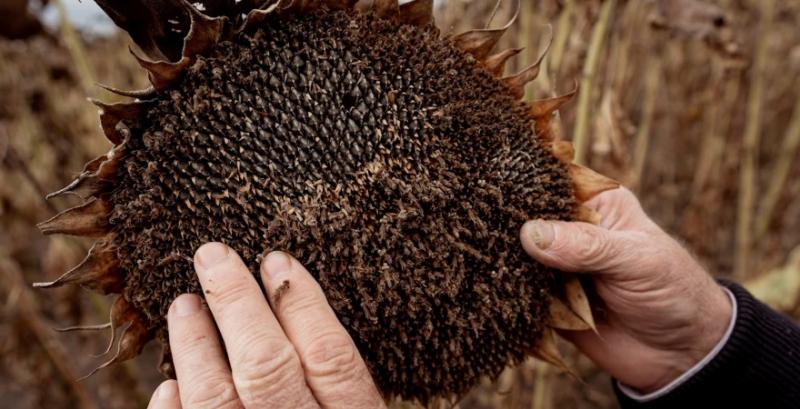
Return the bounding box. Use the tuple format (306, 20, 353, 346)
(36, 0, 618, 404)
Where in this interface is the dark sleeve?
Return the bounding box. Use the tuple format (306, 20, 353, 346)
(615, 280, 800, 409)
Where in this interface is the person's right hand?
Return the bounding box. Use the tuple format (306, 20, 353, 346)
(520, 187, 733, 393)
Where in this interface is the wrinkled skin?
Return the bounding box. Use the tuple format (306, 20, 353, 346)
(149, 245, 385, 409)
(520, 187, 732, 392)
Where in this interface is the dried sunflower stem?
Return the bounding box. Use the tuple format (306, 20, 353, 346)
(692, 63, 731, 196)
(573, 0, 617, 165)
(755, 92, 800, 241)
(632, 59, 661, 191)
(0, 258, 99, 409)
(735, 0, 775, 278)
(518, 0, 537, 101)
(531, 362, 551, 409)
(609, 1, 645, 94)
(548, 0, 574, 76)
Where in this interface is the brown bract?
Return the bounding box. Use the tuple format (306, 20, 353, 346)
(35, 0, 618, 405)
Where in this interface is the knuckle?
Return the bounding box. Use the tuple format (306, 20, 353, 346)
(171, 331, 213, 357)
(207, 278, 256, 309)
(616, 186, 638, 203)
(278, 287, 325, 317)
(302, 332, 362, 381)
(232, 339, 301, 395)
(570, 228, 612, 265)
(615, 232, 665, 274)
(183, 379, 241, 409)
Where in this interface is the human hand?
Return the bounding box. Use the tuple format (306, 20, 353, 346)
(146, 243, 385, 409)
(520, 187, 732, 393)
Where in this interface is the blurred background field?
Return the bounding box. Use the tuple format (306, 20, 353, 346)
(1, 0, 799, 408)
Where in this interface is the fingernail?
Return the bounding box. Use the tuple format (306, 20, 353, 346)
(527, 220, 554, 249)
(157, 381, 178, 400)
(172, 294, 201, 317)
(195, 242, 229, 271)
(262, 251, 292, 280)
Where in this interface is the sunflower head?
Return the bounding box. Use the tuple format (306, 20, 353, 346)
(37, 0, 617, 404)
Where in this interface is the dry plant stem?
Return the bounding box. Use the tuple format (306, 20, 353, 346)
(691, 62, 727, 196)
(755, 93, 800, 241)
(53, 0, 96, 95)
(632, 59, 661, 191)
(485, 0, 502, 29)
(610, 1, 643, 93)
(0, 258, 99, 409)
(492, 368, 515, 408)
(735, 0, 775, 278)
(519, 0, 537, 101)
(573, 0, 617, 165)
(696, 69, 742, 197)
(531, 362, 550, 409)
(548, 0, 574, 79)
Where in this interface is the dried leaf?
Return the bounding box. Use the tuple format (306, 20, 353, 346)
(33, 237, 123, 294)
(529, 85, 578, 118)
(90, 99, 150, 144)
(564, 276, 596, 332)
(450, 4, 519, 60)
(568, 163, 620, 203)
(502, 35, 551, 99)
(96, 83, 157, 99)
(181, 0, 226, 58)
(529, 328, 574, 376)
(79, 317, 153, 380)
(550, 140, 574, 163)
(575, 205, 602, 225)
(484, 48, 522, 77)
(373, 0, 399, 19)
(131, 50, 193, 90)
(37, 198, 112, 238)
(398, 0, 434, 27)
(46, 138, 129, 200)
(549, 296, 592, 331)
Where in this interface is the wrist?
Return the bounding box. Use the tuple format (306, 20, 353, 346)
(626, 284, 735, 395)
(684, 283, 733, 361)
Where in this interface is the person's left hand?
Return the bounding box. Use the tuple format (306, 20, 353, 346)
(146, 242, 386, 409)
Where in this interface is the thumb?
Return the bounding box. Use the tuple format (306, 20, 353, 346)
(520, 219, 631, 273)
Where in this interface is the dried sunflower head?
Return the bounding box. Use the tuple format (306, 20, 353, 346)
(36, 0, 617, 404)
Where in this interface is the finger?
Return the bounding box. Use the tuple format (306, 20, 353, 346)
(520, 219, 642, 273)
(260, 251, 385, 409)
(147, 380, 182, 409)
(194, 243, 318, 408)
(167, 294, 242, 409)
